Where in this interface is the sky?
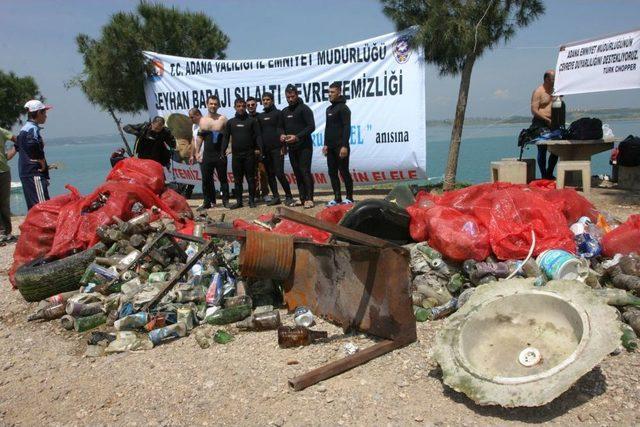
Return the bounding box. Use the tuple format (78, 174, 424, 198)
(1, 0, 639, 139)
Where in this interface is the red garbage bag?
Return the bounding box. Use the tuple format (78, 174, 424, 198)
(437, 182, 517, 214)
(602, 215, 640, 256)
(315, 204, 353, 224)
(47, 181, 184, 259)
(160, 188, 193, 219)
(233, 219, 269, 233)
(538, 188, 597, 224)
(272, 219, 331, 243)
(106, 157, 165, 194)
(472, 187, 575, 259)
(528, 179, 556, 190)
(424, 205, 490, 261)
(9, 189, 81, 288)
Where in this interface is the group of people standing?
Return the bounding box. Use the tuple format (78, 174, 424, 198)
(176, 83, 354, 210)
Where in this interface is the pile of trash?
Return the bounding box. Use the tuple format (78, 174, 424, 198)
(25, 212, 329, 356)
(405, 208, 640, 351)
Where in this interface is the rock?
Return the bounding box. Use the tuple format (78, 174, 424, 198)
(415, 416, 424, 422)
(317, 385, 327, 393)
(286, 360, 299, 365)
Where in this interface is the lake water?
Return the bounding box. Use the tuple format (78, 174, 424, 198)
(8, 120, 637, 216)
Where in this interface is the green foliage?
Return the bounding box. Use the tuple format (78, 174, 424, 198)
(0, 70, 41, 129)
(71, 1, 229, 114)
(381, 0, 545, 75)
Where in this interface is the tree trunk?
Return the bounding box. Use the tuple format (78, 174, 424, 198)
(108, 107, 134, 157)
(443, 55, 476, 191)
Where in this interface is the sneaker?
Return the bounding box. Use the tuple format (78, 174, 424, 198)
(196, 203, 212, 212)
(263, 195, 273, 203)
(284, 197, 295, 207)
(267, 197, 282, 206)
(222, 199, 229, 208)
(229, 203, 243, 210)
(4, 234, 16, 243)
(326, 200, 339, 207)
(249, 200, 257, 208)
(303, 200, 315, 209)
(341, 199, 354, 205)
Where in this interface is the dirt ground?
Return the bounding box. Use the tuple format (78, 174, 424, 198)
(1, 186, 639, 426)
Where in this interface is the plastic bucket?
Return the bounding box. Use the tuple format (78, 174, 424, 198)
(536, 249, 588, 282)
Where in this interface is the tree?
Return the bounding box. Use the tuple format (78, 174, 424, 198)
(70, 1, 229, 154)
(0, 70, 41, 129)
(382, 0, 544, 190)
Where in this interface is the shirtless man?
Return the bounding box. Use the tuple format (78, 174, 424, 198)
(530, 70, 558, 179)
(194, 95, 229, 209)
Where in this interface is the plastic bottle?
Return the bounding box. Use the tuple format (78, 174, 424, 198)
(277, 326, 328, 348)
(74, 313, 107, 332)
(550, 96, 565, 130)
(236, 310, 281, 331)
(27, 304, 66, 322)
(294, 306, 314, 327)
(174, 288, 206, 303)
(205, 272, 223, 306)
(116, 250, 141, 271)
(205, 304, 251, 325)
(114, 312, 150, 331)
(148, 323, 187, 345)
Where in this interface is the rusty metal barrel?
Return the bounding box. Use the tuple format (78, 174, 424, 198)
(239, 231, 294, 280)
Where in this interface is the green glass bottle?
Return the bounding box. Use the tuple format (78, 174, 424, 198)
(621, 323, 638, 352)
(74, 313, 107, 332)
(205, 304, 251, 325)
(594, 288, 640, 307)
(213, 330, 234, 344)
(413, 306, 429, 322)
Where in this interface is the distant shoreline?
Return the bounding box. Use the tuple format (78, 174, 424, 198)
(428, 108, 640, 127)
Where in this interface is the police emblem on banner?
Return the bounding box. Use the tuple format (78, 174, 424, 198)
(149, 58, 164, 81)
(393, 35, 412, 64)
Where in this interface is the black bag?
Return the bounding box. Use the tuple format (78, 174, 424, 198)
(339, 199, 411, 245)
(567, 118, 603, 140)
(618, 135, 640, 167)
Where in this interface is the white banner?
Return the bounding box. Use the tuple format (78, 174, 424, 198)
(165, 159, 201, 185)
(143, 29, 426, 187)
(555, 28, 640, 95)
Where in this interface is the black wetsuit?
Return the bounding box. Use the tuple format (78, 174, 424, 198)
(223, 112, 262, 205)
(123, 122, 176, 167)
(281, 99, 315, 202)
(199, 128, 229, 206)
(324, 96, 353, 202)
(258, 105, 292, 200)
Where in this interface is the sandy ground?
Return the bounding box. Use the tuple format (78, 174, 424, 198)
(1, 186, 639, 426)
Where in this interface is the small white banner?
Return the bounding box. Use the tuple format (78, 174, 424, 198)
(554, 28, 640, 95)
(165, 160, 202, 185)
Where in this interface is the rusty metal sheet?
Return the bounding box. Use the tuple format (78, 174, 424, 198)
(283, 242, 416, 344)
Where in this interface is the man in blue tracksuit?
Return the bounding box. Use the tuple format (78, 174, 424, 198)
(15, 100, 52, 210)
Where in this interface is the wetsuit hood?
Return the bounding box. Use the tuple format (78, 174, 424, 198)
(330, 95, 347, 105)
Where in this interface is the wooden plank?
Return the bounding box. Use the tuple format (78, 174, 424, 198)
(275, 207, 394, 248)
